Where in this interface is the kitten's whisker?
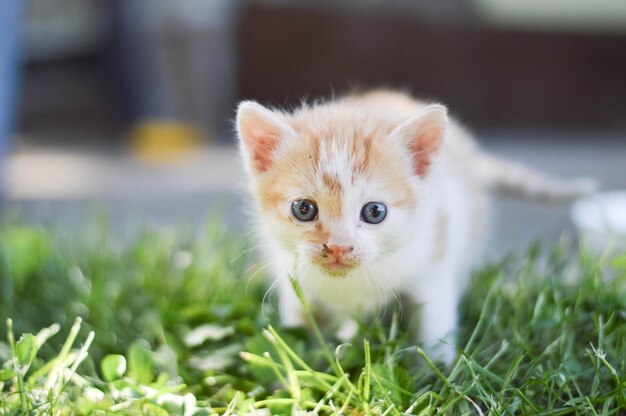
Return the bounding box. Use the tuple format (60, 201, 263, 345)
(245, 258, 272, 277)
(246, 259, 278, 296)
(293, 256, 310, 285)
(372, 264, 403, 321)
(363, 266, 376, 319)
(363, 264, 384, 323)
(229, 246, 257, 263)
(365, 264, 392, 323)
(372, 267, 389, 322)
(262, 271, 285, 318)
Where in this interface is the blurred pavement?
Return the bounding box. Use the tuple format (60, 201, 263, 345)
(3, 132, 626, 259)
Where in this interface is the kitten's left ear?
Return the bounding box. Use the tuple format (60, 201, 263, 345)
(236, 101, 295, 173)
(391, 104, 448, 177)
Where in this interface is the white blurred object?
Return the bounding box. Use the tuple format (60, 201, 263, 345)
(473, 0, 626, 33)
(24, 0, 109, 61)
(571, 191, 626, 255)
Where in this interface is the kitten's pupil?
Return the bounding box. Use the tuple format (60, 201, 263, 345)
(361, 202, 387, 224)
(292, 199, 318, 221)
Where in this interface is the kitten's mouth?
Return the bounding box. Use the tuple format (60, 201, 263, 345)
(317, 259, 357, 277)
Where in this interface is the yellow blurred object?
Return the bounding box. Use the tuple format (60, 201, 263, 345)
(130, 120, 203, 164)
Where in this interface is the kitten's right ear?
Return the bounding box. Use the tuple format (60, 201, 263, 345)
(236, 101, 294, 173)
(391, 104, 448, 177)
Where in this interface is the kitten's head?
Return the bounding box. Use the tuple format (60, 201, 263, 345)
(236, 100, 447, 277)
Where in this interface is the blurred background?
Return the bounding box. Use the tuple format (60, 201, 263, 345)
(1, 0, 625, 256)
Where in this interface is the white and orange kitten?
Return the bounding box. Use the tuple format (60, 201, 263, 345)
(235, 90, 593, 361)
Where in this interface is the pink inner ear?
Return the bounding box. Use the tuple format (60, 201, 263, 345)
(403, 111, 446, 177)
(249, 132, 279, 172)
(239, 108, 284, 172)
(409, 125, 443, 176)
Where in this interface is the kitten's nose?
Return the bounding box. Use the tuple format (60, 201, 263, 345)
(323, 244, 354, 260)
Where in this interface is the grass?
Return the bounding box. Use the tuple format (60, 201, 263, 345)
(1, 218, 626, 414)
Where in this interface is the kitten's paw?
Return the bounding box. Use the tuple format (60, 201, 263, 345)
(336, 319, 359, 342)
(421, 342, 457, 366)
(279, 302, 306, 327)
(280, 311, 306, 328)
(438, 342, 457, 366)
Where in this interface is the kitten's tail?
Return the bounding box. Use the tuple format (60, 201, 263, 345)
(472, 153, 598, 202)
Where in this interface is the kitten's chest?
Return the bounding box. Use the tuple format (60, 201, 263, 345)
(301, 268, 395, 315)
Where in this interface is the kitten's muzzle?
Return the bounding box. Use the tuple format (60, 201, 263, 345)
(318, 244, 356, 273)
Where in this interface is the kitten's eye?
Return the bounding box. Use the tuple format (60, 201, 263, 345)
(291, 199, 318, 222)
(361, 202, 387, 224)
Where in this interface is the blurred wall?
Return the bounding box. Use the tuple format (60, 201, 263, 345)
(14, 0, 626, 149)
(238, 3, 626, 130)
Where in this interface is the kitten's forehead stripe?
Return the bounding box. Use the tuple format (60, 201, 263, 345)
(319, 189, 343, 220)
(322, 173, 342, 194)
(350, 132, 374, 176)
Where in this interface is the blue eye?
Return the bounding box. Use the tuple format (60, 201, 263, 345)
(292, 199, 318, 221)
(361, 202, 387, 224)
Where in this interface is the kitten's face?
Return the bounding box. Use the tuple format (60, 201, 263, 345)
(236, 101, 446, 277)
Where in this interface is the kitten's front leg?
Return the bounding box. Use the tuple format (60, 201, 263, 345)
(278, 277, 305, 327)
(413, 270, 460, 364)
(336, 318, 359, 341)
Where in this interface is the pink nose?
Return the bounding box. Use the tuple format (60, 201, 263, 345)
(323, 244, 353, 259)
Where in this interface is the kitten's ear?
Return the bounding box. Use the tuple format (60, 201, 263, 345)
(391, 104, 448, 177)
(236, 101, 295, 173)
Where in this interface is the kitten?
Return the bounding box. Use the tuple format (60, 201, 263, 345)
(235, 90, 594, 362)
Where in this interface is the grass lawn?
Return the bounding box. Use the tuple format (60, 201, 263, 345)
(1, 219, 626, 415)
